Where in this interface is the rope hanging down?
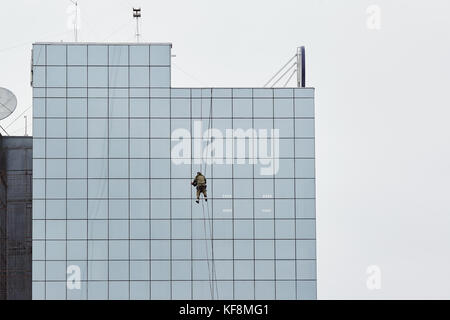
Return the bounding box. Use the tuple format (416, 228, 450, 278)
(197, 89, 219, 299)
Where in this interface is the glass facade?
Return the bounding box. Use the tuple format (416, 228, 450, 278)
(32, 43, 316, 300)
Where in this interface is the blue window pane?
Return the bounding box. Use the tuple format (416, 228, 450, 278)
(130, 67, 149, 87)
(109, 159, 128, 178)
(107, 199, 128, 220)
(130, 99, 149, 117)
(88, 179, 108, 198)
(109, 67, 128, 87)
(171, 98, 190, 117)
(47, 45, 66, 65)
(109, 220, 128, 239)
(171, 179, 190, 198)
(47, 67, 66, 87)
(255, 220, 274, 239)
(47, 98, 66, 118)
(88, 98, 108, 117)
(297, 260, 316, 280)
(275, 199, 295, 218)
(234, 220, 253, 239)
(276, 280, 296, 299)
(68, 45, 87, 65)
(130, 261, 149, 280)
(234, 261, 253, 280)
(68, 98, 87, 117)
(254, 179, 273, 198)
(88, 159, 108, 179)
(295, 179, 316, 198)
(150, 160, 169, 178)
(130, 139, 149, 158)
(296, 239, 316, 259)
(130, 45, 149, 65)
(255, 260, 275, 279)
(109, 98, 128, 117)
(295, 139, 315, 158)
(274, 98, 294, 118)
(275, 219, 295, 239)
(109, 119, 128, 138)
(150, 67, 170, 87)
(68, 119, 87, 138)
(150, 98, 170, 117)
(275, 179, 294, 198)
(130, 179, 149, 198)
(46, 159, 66, 178)
(88, 45, 108, 65)
(295, 98, 314, 117)
(254, 98, 273, 118)
(130, 240, 150, 259)
(275, 239, 295, 259)
(151, 281, 170, 299)
(32, 67, 46, 87)
(298, 280, 317, 300)
(295, 119, 315, 138)
(150, 45, 170, 65)
(150, 220, 170, 239)
(130, 220, 150, 240)
(212, 99, 232, 117)
(275, 119, 294, 137)
(88, 241, 108, 259)
(279, 139, 294, 158)
(67, 139, 86, 158)
(296, 219, 316, 239)
(255, 240, 274, 259)
(67, 199, 87, 219)
(234, 240, 253, 259)
(33, 45, 46, 65)
(233, 98, 252, 117)
(109, 45, 128, 65)
(67, 220, 87, 240)
(88, 119, 108, 138)
(150, 119, 170, 137)
(88, 67, 108, 87)
(233, 179, 253, 198)
(68, 67, 87, 87)
(130, 119, 149, 138)
(109, 179, 128, 198)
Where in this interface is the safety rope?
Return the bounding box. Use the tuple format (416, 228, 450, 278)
(198, 89, 219, 299)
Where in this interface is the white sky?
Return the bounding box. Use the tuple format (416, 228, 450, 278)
(1, 0, 450, 299)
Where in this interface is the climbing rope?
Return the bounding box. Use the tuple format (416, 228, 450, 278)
(198, 89, 219, 299)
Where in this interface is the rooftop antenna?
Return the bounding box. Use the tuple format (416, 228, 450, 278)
(133, 8, 141, 43)
(0, 87, 18, 136)
(263, 46, 306, 88)
(296, 46, 305, 88)
(69, 0, 79, 42)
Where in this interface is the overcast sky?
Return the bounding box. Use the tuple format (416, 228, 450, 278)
(1, 0, 450, 299)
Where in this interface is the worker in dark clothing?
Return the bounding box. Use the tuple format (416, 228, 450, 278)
(192, 172, 207, 204)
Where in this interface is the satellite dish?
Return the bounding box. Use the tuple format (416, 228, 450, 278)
(0, 87, 17, 120)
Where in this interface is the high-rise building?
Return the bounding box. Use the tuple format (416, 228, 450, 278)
(31, 42, 316, 300)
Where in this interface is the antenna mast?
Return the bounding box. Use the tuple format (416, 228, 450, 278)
(69, 0, 79, 42)
(133, 8, 141, 43)
(296, 46, 305, 88)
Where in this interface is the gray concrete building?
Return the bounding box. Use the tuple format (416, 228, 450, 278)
(0, 135, 32, 300)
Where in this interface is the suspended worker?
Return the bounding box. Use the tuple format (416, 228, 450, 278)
(192, 172, 207, 204)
